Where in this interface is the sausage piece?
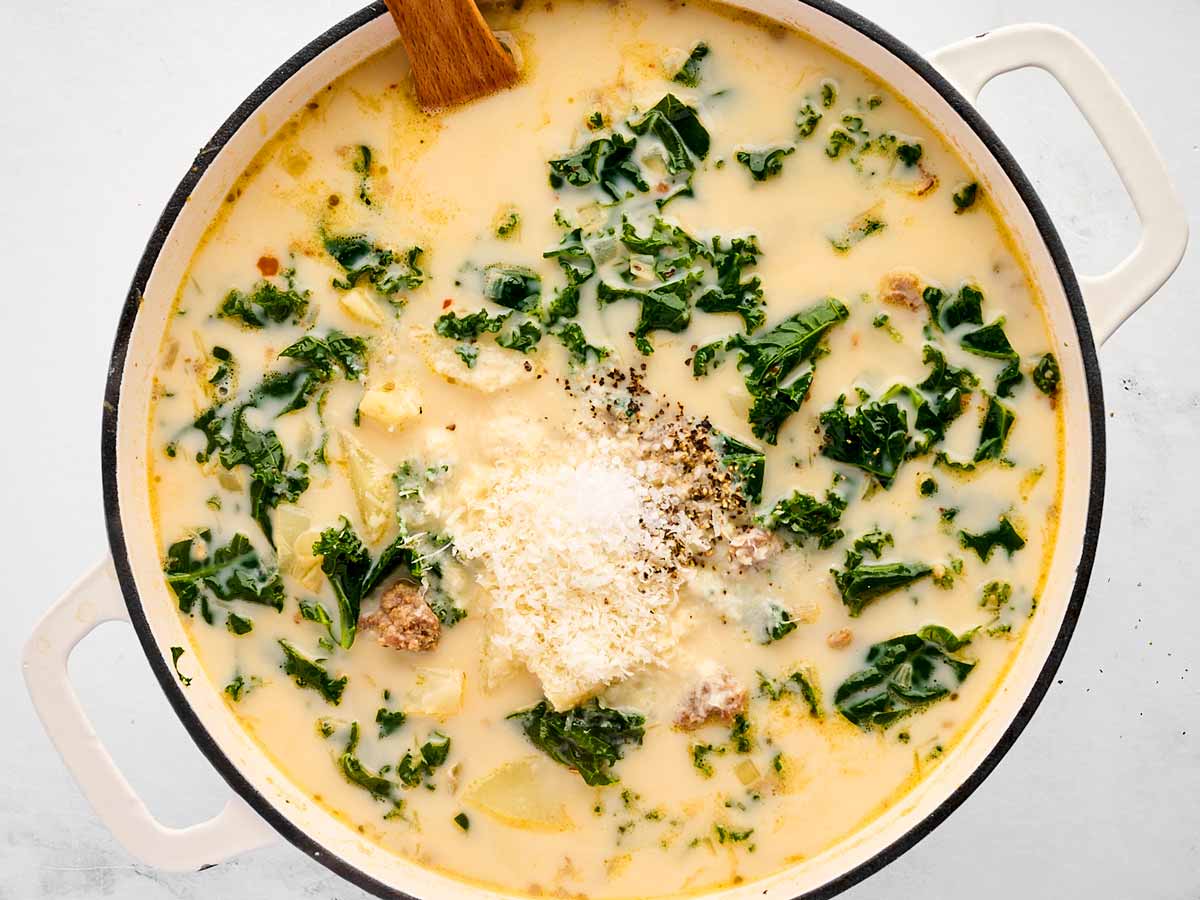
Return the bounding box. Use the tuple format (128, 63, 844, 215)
(674, 665, 748, 730)
(358, 582, 440, 652)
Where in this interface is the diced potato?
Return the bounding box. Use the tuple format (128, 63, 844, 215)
(406, 667, 466, 719)
(359, 381, 422, 430)
(339, 288, 384, 326)
(294, 528, 324, 591)
(412, 327, 540, 394)
(275, 507, 310, 573)
(464, 758, 574, 832)
(734, 759, 761, 786)
(339, 430, 393, 544)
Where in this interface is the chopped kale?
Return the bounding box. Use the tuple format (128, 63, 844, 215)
(924, 284, 984, 332)
(396, 732, 452, 787)
(760, 603, 797, 644)
(713, 431, 765, 505)
(820, 80, 837, 108)
(835, 625, 975, 728)
(253, 330, 367, 415)
(729, 713, 753, 752)
(1032, 352, 1061, 396)
(691, 742, 722, 777)
(483, 264, 542, 312)
(952, 182, 980, 212)
(974, 393, 1016, 462)
(495, 210, 520, 238)
(548, 132, 649, 201)
(543, 227, 596, 321)
(164, 530, 284, 620)
(218, 271, 310, 327)
(495, 320, 543, 354)
(224, 674, 254, 702)
(831, 537, 932, 617)
(353, 145, 375, 207)
(340, 722, 393, 799)
(553, 322, 609, 365)
(796, 102, 823, 138)
(170, 646, 191, 686)
(961, 318, 1023, 397)
(692, 340, 725, 376)
(727, 297, 849, 444)
(376, 707, 407, 738)
(826, 129, 856, 158)
(672, 42, 710, 87)
(628, 94, 711, 173)
(959, 516, 1026, 561)
(695, 236, 766, 331)
(597, 280, 692, 355)
(896, 142, 923, 166)
(759, 487, 847, 549)
(312, 519, 372, 650)
(715, 824, 754, 844)
(279, 639, 347, 705)
(830, 215, 886, 253)
(819, 396, 909, 488)
(757, 667, 822, 718)
(453, 812, 470, 831)
(323, 233, 424, 295)
(735, 146, 795, 181)
(434, 308, 509, 341)
(225, 611, 253, 635)
(508, 698, 645, 786)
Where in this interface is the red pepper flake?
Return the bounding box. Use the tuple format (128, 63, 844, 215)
(442, 298, 453, 309)
(656, 182, 669, 193)
(256, 255, 279, 277)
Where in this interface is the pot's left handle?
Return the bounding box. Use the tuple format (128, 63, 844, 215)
(930, 24, 1188, 345)
(21, 559, 278, 871)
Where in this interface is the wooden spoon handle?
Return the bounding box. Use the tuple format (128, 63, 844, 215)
(384, 0, 519, 111)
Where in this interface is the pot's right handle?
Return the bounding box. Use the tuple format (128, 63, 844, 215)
(21, 559, 278, 871)
(930, 24, 1188, 345)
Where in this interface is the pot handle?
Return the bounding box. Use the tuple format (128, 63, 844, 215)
(21, 559, 278, 871)
(930, 24, 1188, 345)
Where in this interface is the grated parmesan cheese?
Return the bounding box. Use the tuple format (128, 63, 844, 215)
(431, 425, 703, 709)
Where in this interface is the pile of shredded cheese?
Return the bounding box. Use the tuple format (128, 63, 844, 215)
(435, 420, 721, 709)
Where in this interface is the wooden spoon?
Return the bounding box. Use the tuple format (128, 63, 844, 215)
(383, 0, 519, 111)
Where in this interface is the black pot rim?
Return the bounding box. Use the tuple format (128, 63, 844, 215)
(101, 2, 1105, 898)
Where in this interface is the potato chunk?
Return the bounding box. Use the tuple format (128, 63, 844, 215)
(339, 430, 392, 544)
(338, 288, 384, 327)
(359, 381, 422, 430)
(465, 758, 574, 832)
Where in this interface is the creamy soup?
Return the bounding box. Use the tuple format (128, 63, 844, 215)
(148, 1, 1064, 896)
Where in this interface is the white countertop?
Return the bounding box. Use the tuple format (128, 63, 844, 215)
(1, 0, 1196, 897)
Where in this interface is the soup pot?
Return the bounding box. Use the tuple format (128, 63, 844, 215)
(22, 2, 1187, 897)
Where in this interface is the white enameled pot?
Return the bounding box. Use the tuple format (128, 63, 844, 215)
(22, 3, 1187, 898)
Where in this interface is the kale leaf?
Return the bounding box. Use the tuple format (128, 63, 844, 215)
(834, 625, 975, 728)
(672, 42, 710, 87)
(218, 270, 309, 327)
(483, 264, 542, 312)
(924, 284, 984, 332)
(759, 487, 847, 549)
(628, 94, 711, 173)
(396, 731, 452, 787)
(759, 603, 798, 644)
(961, 318, 1023, 397)
(340, 722, 393, 799)
(508, 698, 645, 786)
(757, 667, 822, 718)
(164, 530, 285, 620)
(597, 280, 692, 355)
(713, 432, 765, 505)
(543, 227, 596, 321)
(220, 410, 310, 544)
(279, 639, 347, 705)
(376, 707, 407, 738)
(312, 519, 373, 649)
(974, 393, 1015, 462)
(495, 320, 543, 354)
(254, 330, 367, 415)
(952, 182, 980, 212)
(727, 298, 849, 444)
(1032, 352, 1061, 396)
(692, 339, 726, 376)
(323, 233, 424, 295)
(819, 396, 909, 488)
(434, 309, 509, 342)
(959, 515, 1026, 561)
(553, 323, 609, 366)
(735, 146, 795, 181)
(796, 102, 823, 139)
(548, 132, 649, 201)
(695, 236, 766, 332)
(831, 536, 933, 617)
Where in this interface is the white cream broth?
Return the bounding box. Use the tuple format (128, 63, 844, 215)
(147, 1, 1063, 897)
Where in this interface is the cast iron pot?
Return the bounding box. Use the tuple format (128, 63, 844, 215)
(22, 2, 1187, 898)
